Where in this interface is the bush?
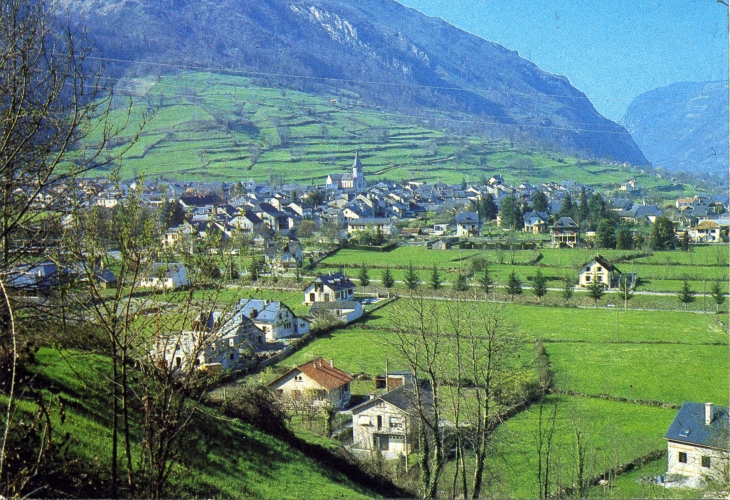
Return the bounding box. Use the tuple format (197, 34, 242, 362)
(223, 385, 292, 439)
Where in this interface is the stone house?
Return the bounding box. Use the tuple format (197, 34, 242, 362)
(156, 316, 259, 372)
(664, 402, 729, 483)
(267, 358, 353, 409)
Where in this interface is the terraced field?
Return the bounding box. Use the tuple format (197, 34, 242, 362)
(94, 71, 701, 203)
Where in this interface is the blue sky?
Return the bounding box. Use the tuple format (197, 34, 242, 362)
(397, 0, 728, 121)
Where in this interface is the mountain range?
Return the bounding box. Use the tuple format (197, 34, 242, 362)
(621, 81, 728, 180)
(55, 0, 648, 166)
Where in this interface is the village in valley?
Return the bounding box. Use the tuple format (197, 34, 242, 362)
(8, 148, 725, 498)
(2, 1, 729, 498)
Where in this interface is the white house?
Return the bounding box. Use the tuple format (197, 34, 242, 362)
(578, 255, 620, 289)
(234, 299, 310, 342)
(267, 358, 353, 409)
(303, 273, 356, 305)
(350, 384, 417, 458)
(139, 263, 190, 290)
(664, 402, 729, 484)
(523, 211, 549, 234)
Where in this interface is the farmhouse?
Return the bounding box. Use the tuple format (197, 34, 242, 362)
(664, 402, 730, 483)
(156, 318, 258, 372)
(578, 255, 621, 289)
(350, 383, 417, 458)
(303, 272, 355, 305)
(267, 358, 353, 409)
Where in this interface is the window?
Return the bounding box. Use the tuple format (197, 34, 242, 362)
(702, 456, 711, 468)
(678, 452, 687, 464)
(376, 415, 383, 430)
(585, 275, 591, 282)
(389, 417, 404, 430)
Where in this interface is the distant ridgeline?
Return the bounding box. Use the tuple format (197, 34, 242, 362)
(57, 0, 647, 166)
(621, 81, 729, 181)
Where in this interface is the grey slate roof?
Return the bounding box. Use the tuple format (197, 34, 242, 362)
(313, 273, 355, 291)
(665, 402, 729, 451)
(455, 211, 479, 224)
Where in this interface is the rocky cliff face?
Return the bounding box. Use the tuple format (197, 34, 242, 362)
(621, 81, 728, 179)
(57, 0, 648, 165)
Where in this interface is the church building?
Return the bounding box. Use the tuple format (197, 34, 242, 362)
(326, 151, 367, 192)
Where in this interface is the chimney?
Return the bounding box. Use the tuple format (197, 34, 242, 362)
(706, 402, 713, 425)
(330, 358, 334, 368)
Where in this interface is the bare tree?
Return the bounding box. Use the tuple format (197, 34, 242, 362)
(0, 2, 140, 496)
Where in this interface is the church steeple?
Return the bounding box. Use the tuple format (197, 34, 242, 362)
(352, 150, 365, 191)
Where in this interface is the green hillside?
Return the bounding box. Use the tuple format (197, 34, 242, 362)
(100, 71, 698, 198)
(1, 348, 379, 498)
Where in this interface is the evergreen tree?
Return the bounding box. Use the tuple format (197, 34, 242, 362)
(453, 273, 469, 292)
(499, 195, 518, 229)
(558, 194, 575, 219)
(651, 216, 676, 250)
(505, 271, 522, 301)
(587, 280, 604, 306)
(532, 191, 549, 213)
(403, 261, 421, 290)
(615, 225, 633, 250)
(681, 231, 689, 252)
(577, 187, 589, 222)
(480, 267, 493, 296)
(532, 270, 548, 303)
(677, 279, 695, 310)
(430, 264, 442, 290)
(358, 262, 370, 286)
(481, 194, 499, 221)
(710, 278, 725, 313)
(561, 277, 575, 301)
(381, 267, 395, 288)
(587, 192, 606, 229)
(596, 219, 617, 249)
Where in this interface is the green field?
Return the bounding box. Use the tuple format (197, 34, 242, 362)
(476, 396, 677, 499)
(547, 343, 728, 404)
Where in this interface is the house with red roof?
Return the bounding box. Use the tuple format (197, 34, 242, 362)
(266, 357, 353, 409)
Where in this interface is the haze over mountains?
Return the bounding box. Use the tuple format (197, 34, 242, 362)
(56, 0, 648, 166)
(621, 81, 729, 181)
